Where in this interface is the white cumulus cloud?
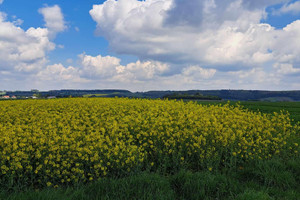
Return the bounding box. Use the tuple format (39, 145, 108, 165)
(37, 63, 80, 81)
(0, 12, 55, 72)
(79, 54, 169, 82)
(38, 5, 67, 38)
(20, 52, 300, 91)
(79, 54, 121, 79)
(89, 0, 300, 72)
(273, 1, 300, 15)
(182, 66, 216, 79)
(274, 63, 300, 75)
(0, 4, 68, 90)
(115, 60, 170, 82)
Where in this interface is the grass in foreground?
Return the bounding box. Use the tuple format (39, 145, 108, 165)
(1, 155, 299, 200)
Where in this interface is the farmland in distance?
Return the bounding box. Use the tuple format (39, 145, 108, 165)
(196, 101, 300, 124)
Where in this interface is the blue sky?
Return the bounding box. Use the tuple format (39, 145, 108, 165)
(263, 0, 300, 27)
(0, 0, 299, 91)
(1, 0, 137, 65)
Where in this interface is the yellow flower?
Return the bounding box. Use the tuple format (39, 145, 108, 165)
(0, 98, 298, 187)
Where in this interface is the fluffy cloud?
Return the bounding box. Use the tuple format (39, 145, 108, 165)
(273, 1, 300, 15)
(35, 54, 218, 90)
(35, 54, 170, 83)
(115, 60, 170, 81)
(164, 0, 276, 27)
(0, 4, 67, 74)
(274, 63, 300, 75)
(0, 0, 3, 4)
(0, 12, 55, 72)
(78, 54, 170, 82)
(230, 68, 279, 85)
(182, 66, 216, 80)
(37, 63, 81, 81)
(38, 5, 67, 37)
(1, 0, 299, 91)
(0, 4, 71, 90)
(80, 54, 121, 79)
(90, 0, 300, 72)
(13, 52, 298, 91)
(34, 63, 87, 90)
(241, 0, 288, 9)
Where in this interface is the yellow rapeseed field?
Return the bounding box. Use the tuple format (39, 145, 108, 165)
(0, 98, 299, 187)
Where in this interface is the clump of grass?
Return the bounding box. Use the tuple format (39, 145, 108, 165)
(1, 156, 299, 200)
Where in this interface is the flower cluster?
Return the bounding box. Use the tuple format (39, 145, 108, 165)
(0, 98, 299, 187)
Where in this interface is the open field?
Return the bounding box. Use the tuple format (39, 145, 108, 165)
(196, 101, 300, 124)
(82, 92, 122, 98)
(0, 98, 299, 199)
(82, 94, 108, 98)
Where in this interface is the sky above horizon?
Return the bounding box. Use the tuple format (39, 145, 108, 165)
(0, 0, 300, 91)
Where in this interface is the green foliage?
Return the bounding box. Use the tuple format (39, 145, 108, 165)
(1, 156, 299, 200)
(139, 90, 300, 101)
(197, 101, 300, 124)
(170, 170, 240, 199)
(235, 190, 273, 200)
(0, 173, 175, 200)
(5, 89, 300, 101)
(82, 173, 175, 200)
(162, 92, 222, 100)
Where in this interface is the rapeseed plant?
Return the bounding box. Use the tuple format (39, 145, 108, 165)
(0, 98, 299, 188)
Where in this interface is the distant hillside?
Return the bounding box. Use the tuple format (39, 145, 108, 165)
(137, 90, 300, 101)
(2, 89, 300, 101)
(162, 93, 222, 100)
(196, 90, 300, 101)
(5, 90, 132, 98)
